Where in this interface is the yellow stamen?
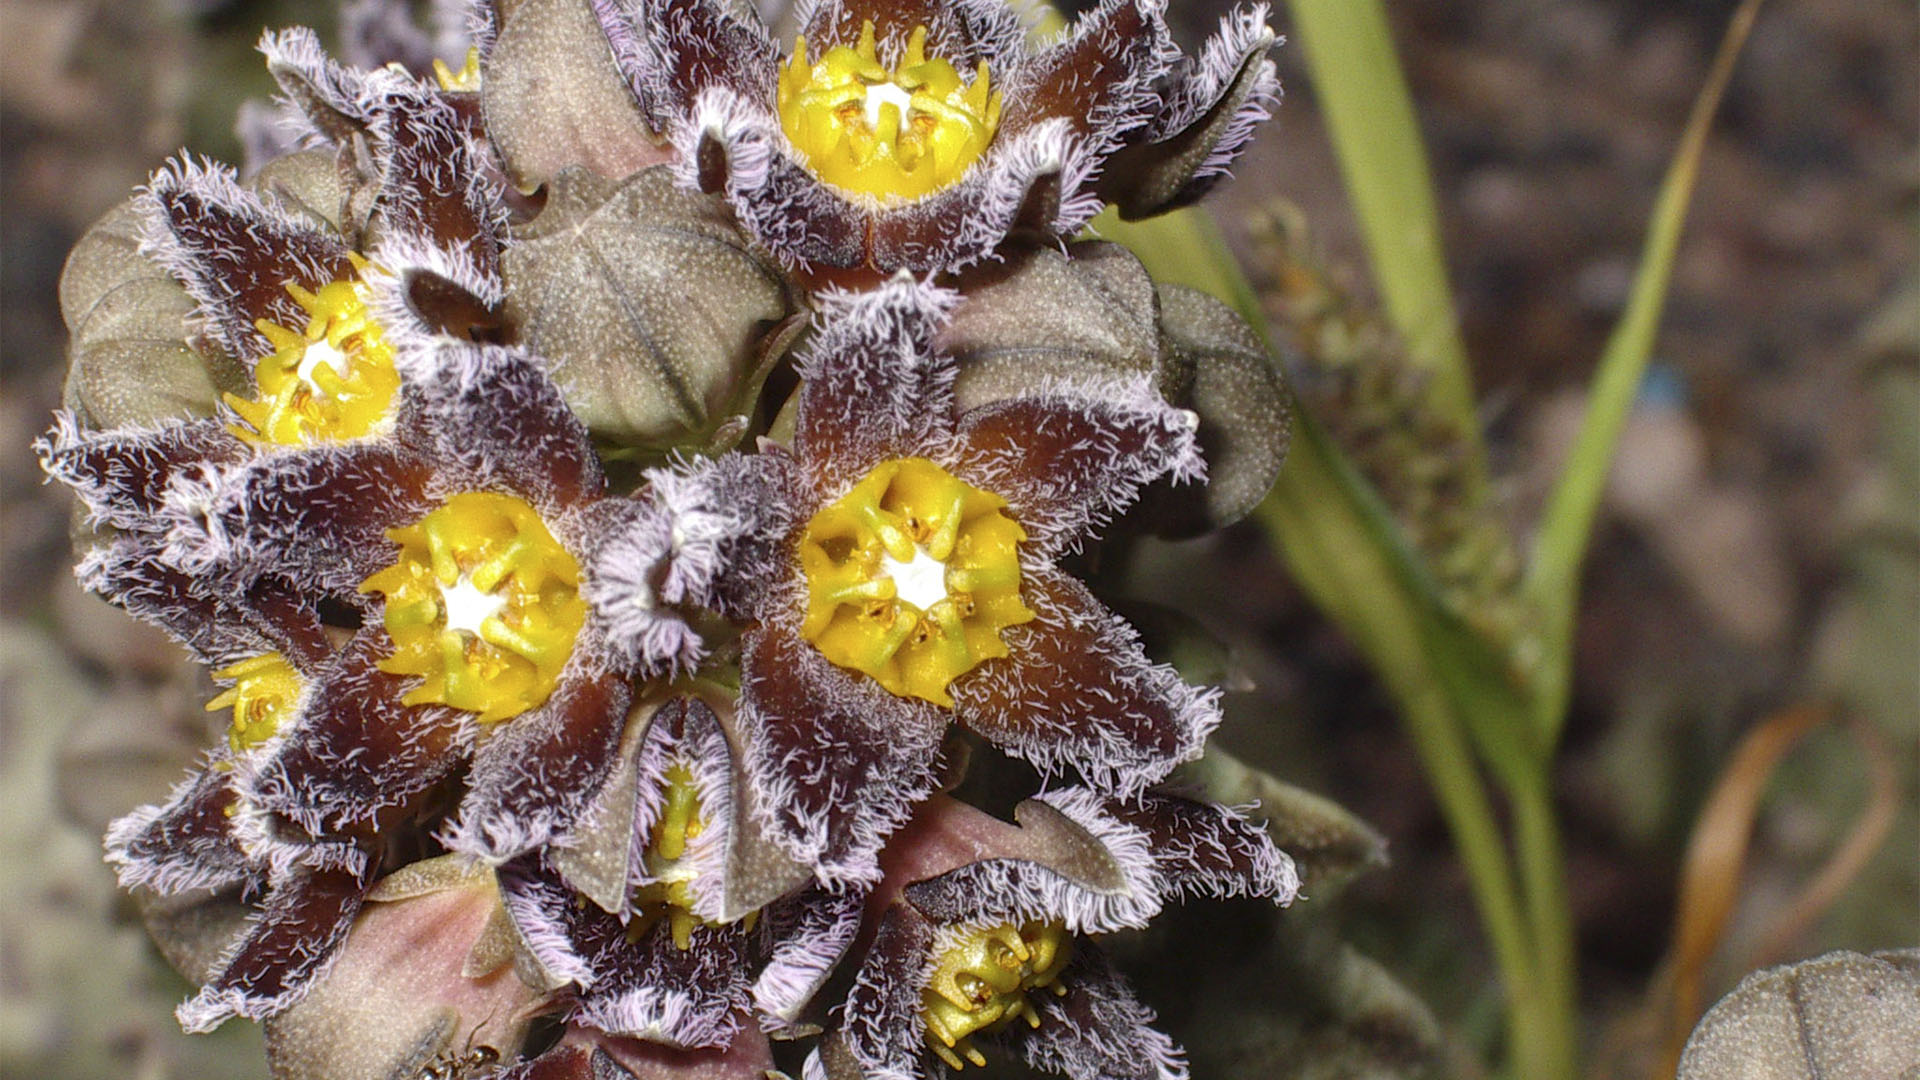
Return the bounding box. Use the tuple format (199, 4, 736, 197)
(207, 652, 304, 754)
(627, 763, 755, 950)
(799, 458, 1033, 707)
(225, 254, 400, 447)
(776, 21, 1002, 201)
(360, 493, 585, 724)
(434, 48, 483, 93)
(922, 921, 1072, 1070)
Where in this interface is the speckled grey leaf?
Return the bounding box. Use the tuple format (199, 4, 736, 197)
(941, 242, 1166, 412)
(136, 886, 256, 987)
(264, 859, 536, 1080)
(549, 697, 651, 914)
(248, 148, 364, 243)
(1146, 283, 1290, 533)
(501, 165, 794, 453)
(1678, 949, 1920, 1080)
(58, 199, 246, 428)
(1174, 746, 1386, 898)
(483, 0, 674, 191)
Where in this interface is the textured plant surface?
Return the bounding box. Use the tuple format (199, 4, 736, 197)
(12, 1, 1913, 1079)
(32, 1, 1316, 1077)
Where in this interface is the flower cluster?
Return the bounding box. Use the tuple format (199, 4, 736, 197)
(41, 1, 1296, 1078)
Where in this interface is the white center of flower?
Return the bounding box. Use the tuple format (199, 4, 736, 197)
(882, 546, 949, 612)
(296, 338, 351, 393)
(440, 575, 507, 637)
(863, 79, 915, 129)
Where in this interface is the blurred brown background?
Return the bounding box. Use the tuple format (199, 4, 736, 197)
(2, 0, 1913, 1076)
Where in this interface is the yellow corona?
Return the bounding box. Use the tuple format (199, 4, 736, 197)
(627, 763, 747, 950)
(226, 256, 401, 447)
(922, 920, 1072, 1070)
(361, 492, 585, 724)
(433, 48, 482, 92)
(207, 652, 305, 754)
(799, 458, 1032, 707)
(777, 22, 1002, 201)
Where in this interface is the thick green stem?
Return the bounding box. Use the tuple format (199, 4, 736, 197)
(1513, 776, 1578, 1080)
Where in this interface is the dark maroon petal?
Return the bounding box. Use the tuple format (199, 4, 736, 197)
(408, 344, 604, 512)
(738, 626, 946, 888)
(365, 81, 504, 278)
(1001, 0, 1174, 155)
(900, 789, 1296, 935)
(176, 863, 375, 1032)
(1101, 7, 1280, 218)
(950, 564, 1217, 796)
(261, 27, 376, 144)
(105, 766, 253, 896)
(240, 575, 336, 672)
(948, 378, 1203, 555)
(496, 856, 600, 988)
(1045, 789, 1298, 908)
(750, 885, 865, 1030)
(77, 539, 276, 666)
(140, 156, 356, 361)
(840, 904, 938, 1080)
(247, 628, 475, 836)
(711, 138, 867, 264)
(445, 670, 630, 863)
(600, 1030, 777, 1080)
(593, 0, 777, 126)
(36, 415, 246, 532)
(572, 921, 749, 1049)
(793, 278, 959, 493)
(997, 944, 1185, 1080)
(163, 441, 435, 597)
(497, 853, 749, 1048)
(864, 120, 1087, 272)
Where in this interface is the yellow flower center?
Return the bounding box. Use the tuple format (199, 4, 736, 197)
(433, 48, 482, 92)
(207, 652, 304, 754)
(628, 763, 750, 949)
(360, 492, 586, 725)
(922, 920, 1072, 1071)
(777, 21, 1002, 202)
(226, 256, 401, 447)
(799, 458, 1033, 707)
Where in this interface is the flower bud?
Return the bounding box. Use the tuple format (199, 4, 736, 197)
(501, 166, 798, 455)
(262, 857, 543, 1080)
(483, 0, 675, 191)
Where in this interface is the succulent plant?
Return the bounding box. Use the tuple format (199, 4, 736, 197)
(37, 2, 1309, 1078)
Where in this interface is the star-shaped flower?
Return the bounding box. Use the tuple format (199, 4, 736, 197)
(40, 336, 660, 1029)
(580, 0, 1280, 274)
(495, 692, 867, 1049)
(595, 276, 1223, 887)
(817, 790, 1298, 1080)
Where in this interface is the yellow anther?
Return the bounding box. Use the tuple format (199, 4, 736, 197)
(627, 762, 749, 950)
(922, 921, 1071, 1070)
(776, 21, 1002, 202)
(433, 47, 482, 93)
(207, 652, 304, 754)
(799, 459, 1033, 706)
(225, 255, 400, 447)
(360, 493, 584, 724)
